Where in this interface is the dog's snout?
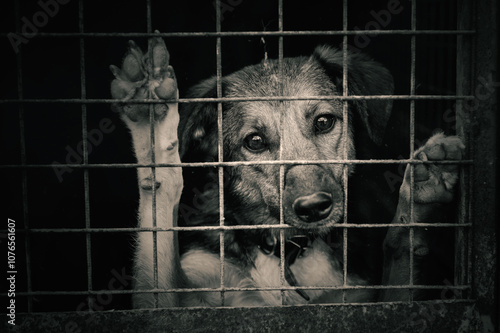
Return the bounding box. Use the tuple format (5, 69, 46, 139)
(292, 192, 333, 222)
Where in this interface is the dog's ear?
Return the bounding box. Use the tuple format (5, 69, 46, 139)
(178, 77, 221, 162)
(312, 45, 394, 145)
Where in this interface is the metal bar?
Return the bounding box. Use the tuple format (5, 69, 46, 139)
(279, 164, 286, 305)
(215, 0, 226, 307)
(408, 0, 417, 302)
(0, 30, 476, 38)
(78, 0, 93, 308)
(153, 21, 160, 313)
(4, 284, 471, 298)
(461, 0, 475, 295)
(0, 159, 473, 171)
(341, 0, 349, 303)
(145, 0, 159, 308)
(14, 0, 33, 314)
(0, 95, 477, 104)
(279, 167, 286, 305)
(456, 0, 474, 298)
(0, 223, 472, 234)
(277, 0, 286, 305)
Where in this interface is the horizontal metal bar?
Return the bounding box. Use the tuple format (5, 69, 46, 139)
(0, 159, 474, 170)
(0, 30, 476, 39)
(0, 223, 471, 235)
(0, 95, 475, 104)
(3, 284, 470, 298)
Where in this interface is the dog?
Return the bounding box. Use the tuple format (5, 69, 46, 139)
(110, 36, 464, 307)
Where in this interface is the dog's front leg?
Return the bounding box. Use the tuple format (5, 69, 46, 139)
(110, 37, 183, 308)
(381, 133, 464, 301)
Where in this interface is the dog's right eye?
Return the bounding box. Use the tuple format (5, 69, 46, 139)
(244, 133, 268, 152)
(314, 114, 336, 134)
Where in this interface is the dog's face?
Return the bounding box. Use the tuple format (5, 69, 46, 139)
(222, 57, 353, 234)
(179, 46, 393, 235)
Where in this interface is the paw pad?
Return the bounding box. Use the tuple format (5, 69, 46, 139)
(110, 33, 177, 123)
(402, 132, 465, 204)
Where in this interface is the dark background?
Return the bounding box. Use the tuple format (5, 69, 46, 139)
(1, 0, 459, 312)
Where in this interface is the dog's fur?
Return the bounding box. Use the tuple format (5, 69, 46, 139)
(110, 37, 464, 307)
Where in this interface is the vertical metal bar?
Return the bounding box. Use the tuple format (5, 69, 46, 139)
(78, 0, 93, 305)
(341, 0, 349, 303)
(456, 0, 473, 297)
(14, 0, 32, 314)
(215, 0, 226, 307)
(408, 0, 417, 301)
(279, 166, 286, 306)
(277, 0, 286, 305)
(146, 0, 159, 308)
(463, 0, 475, 300)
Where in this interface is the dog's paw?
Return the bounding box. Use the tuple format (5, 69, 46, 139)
(401, 132, 465, 204)
(110, 34, 177, 123)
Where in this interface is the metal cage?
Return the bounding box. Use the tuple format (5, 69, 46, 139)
(1, 0, 497, 332)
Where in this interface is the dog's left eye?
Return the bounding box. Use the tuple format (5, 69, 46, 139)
(244, 133, 268, 152)
(314, 114, 336, 134)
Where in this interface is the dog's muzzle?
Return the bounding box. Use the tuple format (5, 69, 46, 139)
(284, 165, 343, 228)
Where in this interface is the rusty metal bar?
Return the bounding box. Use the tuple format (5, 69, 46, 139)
(341, 0, 349, 303)
(0, 222, 472, 235)
(456, 0, 474, 300)
(278, 0, 287, 305)
(78, 0, 93, 308)
(408, 0, 417, 302)
(0, 159, 473, 171)
(215, 0, 226, 307)
(0, 95, 476, 104)
(2, 284, 470, 298)
(145, 0, 160, 308)
(0, 30, 476, 38)
(279, 163, 287, 305)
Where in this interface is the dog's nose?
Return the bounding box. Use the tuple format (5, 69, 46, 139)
(292, 192, 333, 222)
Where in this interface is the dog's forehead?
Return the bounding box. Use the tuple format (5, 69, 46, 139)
(224, 56, 342, 128)
(237, 99, 339, 124)
(225, 56, 338, 98)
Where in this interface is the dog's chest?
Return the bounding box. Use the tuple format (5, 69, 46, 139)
(249, 239, 345, 304)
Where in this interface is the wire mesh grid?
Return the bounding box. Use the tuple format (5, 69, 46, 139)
(2, 0, 475, 313)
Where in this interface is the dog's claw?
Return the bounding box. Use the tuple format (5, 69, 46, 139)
(401, 132, 465, 204)
(110, 34, 177, 123)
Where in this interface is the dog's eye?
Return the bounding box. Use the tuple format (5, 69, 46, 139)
(314, 114, 336, 134)
(244, 134, 267, 152)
